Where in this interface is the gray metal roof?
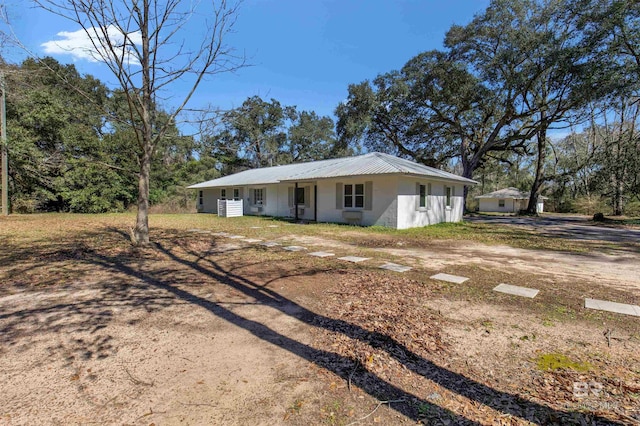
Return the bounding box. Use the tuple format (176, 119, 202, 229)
(188, 152, 477, 189)
(475, 187, 548, 200)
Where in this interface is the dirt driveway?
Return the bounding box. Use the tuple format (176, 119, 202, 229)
(1, 214, 639, 425)
(466, 214, 640, 244)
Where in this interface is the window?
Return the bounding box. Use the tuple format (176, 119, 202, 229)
(253, 188, 264, 205)
(233, 188, 240, 200)
(198, 190, 203, 205)
(344, 183, 364, 208)
(498, 199, 505, 207)
(295, 187, 305, 205)
(445, 186, 452, 208)
(220, 188, 226, 200)
(418, 183, 432, 210)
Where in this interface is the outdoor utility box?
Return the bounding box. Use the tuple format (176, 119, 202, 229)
(218, 199, 243, 217)
(342, 210, 362, 225)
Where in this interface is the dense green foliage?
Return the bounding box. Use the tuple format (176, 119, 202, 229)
(2, 61, 340, 213)
(3, 58, 219, 213)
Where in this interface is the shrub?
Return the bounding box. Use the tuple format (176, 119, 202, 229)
(593, 212, 605, 222)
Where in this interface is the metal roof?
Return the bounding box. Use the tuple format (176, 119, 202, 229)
(475, 187, 548, 200)
(187, 152, 478, 189)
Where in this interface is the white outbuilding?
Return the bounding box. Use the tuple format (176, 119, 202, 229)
(188, 152, 477, 229)
(475, 187, 547, 213)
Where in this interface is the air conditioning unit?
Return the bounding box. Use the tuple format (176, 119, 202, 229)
(250, 206, 263, 213)
(290, 207, 305, 217)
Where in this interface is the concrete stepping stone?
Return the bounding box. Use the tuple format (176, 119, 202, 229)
(213, 232, 230, 236)
(260, 241, 280, 247)
(267, 225, 279, 228)
(283, 246, 307, 252)
(228, 235, 246, 239)
(585, 298, 640, 317)
(338, 256, 370, 263)
(309, 251, 335, 257)
(379, 262, 412, 273)
(493, 283, 539, 298)
(242, 238, 262, 243)
(250, 226, 262, 229)
(430, 273, 469, 284)
(189, 229, 212, 234)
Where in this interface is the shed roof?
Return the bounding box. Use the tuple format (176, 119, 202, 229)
(475, 187, 548, 200)
(188, 152, 477, 189)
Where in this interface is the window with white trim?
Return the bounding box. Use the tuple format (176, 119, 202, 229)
(344, 183, 364, 208)
(220, 188, 227, 200)
(233, 188, 240, 200)
(419, 184, 426, 208)
(445, 186, 452, 208)
(253, 188, 264, 205)
(198, 190, 203, 205)
(498, 199, 505, 207)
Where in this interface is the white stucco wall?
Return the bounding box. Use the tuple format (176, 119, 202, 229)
(198, 188, 221, 213)
(478, 198, 525, 213)
(396, 178, 464, 229)
(316, 176, 398, 227)
(197, 175, 469, 228)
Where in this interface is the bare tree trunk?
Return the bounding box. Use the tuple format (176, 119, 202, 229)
(134, 147, 151, 244)
(527, 118, 547, 214)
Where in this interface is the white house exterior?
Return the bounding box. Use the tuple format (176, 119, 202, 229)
(475, 187, 547, 213)
(188, 152, 477, 229)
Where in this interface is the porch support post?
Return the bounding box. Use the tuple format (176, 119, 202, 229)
(294, 182, 299, 222)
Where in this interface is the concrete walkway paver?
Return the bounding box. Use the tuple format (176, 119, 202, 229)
(212, 232, 229, 236)
(585, 298, 640, 317)
(338, 256, 370, 263)
(309, 251, 335, 257)
(430, 273, 469, 284)
(283, 246, 307, 252)
(493, 283, 539, 298)
(242, 238, 262, 243)
(379, 262, 411, 273)
(260, 242, 280, 247)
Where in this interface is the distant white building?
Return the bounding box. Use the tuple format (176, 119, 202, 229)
(475, 187, 547, 213)
(188, 152, 477, 229)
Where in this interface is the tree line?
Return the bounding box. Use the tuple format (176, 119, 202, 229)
(335, 0, 640, 215)
(2, 0, 639, 219)
(1, 58, 343, 213)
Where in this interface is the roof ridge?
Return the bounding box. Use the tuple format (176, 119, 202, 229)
(371, 152, 409, 173)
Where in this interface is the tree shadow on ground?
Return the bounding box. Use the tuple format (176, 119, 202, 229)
(0, 227, 625, 425)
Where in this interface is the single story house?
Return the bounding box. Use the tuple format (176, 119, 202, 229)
(475, 187, 547, 213)
(188, 152, 477, 229)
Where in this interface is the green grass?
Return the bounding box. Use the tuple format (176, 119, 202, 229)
(536, 353, 592, 372)
(1, 211, 635, 255)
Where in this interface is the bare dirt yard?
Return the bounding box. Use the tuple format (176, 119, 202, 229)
(1, 213, 639, 425)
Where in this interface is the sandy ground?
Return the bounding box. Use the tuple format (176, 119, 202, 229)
(289, 233, 640, 292)
(0, 275, 322, 425)
(1, 218, 639, 425)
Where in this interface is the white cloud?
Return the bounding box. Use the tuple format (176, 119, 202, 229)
(41, 25, 142, 66)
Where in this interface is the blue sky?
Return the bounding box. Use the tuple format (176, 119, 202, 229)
(6, 0, 490, 124)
